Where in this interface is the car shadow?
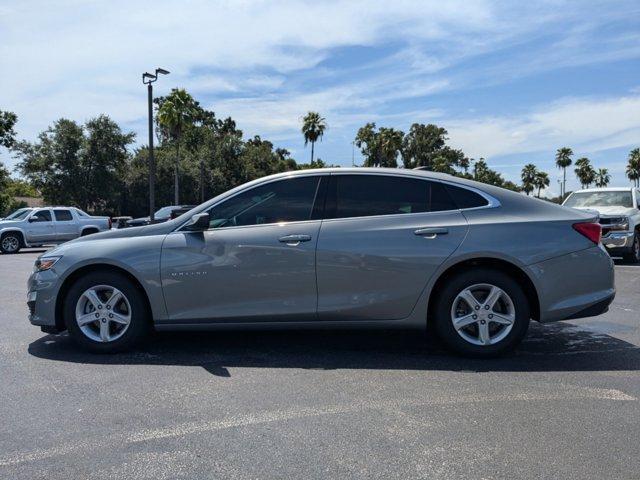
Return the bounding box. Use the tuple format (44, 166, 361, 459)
(28, 321, 640, 376)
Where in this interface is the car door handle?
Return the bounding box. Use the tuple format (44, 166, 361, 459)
(414, 227, 448, 238)
(278, 234, 312, 245)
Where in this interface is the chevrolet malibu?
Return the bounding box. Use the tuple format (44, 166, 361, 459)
(27, 168, 615, 356)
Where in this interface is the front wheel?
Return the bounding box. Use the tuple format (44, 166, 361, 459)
(432, 268, 530, 357)
(64, 271, 150, 353)
(0, 232, 22, 254)
(623, 233, 640, 264)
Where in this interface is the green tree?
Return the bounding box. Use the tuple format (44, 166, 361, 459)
(594, 168, 610, 188)
(626, 148, 640, 187)
(355, 123, 404, 167)
(574, 157, 596, 189)
(14, 116, 134, 213)
(533, 170, 550, 197)
(520, 164, 538, 196)
(157, 88, 199, 204)
(301, 112, 327, 163)
(0, 110, 18, 148)
(555, 147, 573, 197)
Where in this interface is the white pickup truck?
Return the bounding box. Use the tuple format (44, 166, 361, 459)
(0, 207, 111, 254)
(563, 187, 640, 263)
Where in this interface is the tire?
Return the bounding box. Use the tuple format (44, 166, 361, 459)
(0, 232, 22, 254)
(432, 268, 530, 357)
(623, 233, 640, 264)
(63, 271, 150, 353)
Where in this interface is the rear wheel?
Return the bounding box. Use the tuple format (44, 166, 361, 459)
(432, 268, 530, 357)
(623, 233, 640, 263)
(64, 271, 150, 353)
(0, 232, 22, 254)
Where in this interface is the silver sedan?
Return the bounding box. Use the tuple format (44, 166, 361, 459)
(27, 168, 615, 356)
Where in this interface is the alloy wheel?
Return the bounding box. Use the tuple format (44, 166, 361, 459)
(1, 235, 19, 253)
(450, 283, 515, 346)
(75, 285, 132, 342)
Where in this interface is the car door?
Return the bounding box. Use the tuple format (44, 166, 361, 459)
(316, 173, 468, 321)
(25, 209, 55, 243)
(52, 209, 78, 241)
(160, 174, 325, 323)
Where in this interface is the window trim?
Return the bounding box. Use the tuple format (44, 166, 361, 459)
(176, 173, 328, 233)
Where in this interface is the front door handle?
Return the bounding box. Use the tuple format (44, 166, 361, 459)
(414, 227, 448, 238)
(278, 234, 312, 245)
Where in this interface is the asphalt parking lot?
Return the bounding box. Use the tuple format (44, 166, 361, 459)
(1, 250, 639, 479)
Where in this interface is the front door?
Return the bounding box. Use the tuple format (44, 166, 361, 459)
(160, 175, 325, 323)
(316, 174, 468, 321)
(25, 209, 55, 243)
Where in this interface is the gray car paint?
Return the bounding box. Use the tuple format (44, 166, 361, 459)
(27, 168, 615, 333)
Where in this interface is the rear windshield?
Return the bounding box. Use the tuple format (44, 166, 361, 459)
(564, 191, 633, 208)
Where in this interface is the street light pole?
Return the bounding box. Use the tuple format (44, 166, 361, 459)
(142, 68, 170, 222)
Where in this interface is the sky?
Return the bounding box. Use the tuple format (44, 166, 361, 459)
(1, 0, 639, 195)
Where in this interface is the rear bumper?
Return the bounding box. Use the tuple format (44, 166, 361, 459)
(526, 245, 616, 322)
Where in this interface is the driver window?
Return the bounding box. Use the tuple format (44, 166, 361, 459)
(206, 176, 320, 229)
(31, 210, 52, 222)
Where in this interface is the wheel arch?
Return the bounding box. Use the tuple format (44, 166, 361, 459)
(427, 257, 540, 323)
(54, 263, 152, 331)
(0, 228, 26, 246)
(80, 226, 100, 236)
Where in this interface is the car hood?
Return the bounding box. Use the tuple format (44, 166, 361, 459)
(0, 219, 23, 227)
(571, 206, 637, 217)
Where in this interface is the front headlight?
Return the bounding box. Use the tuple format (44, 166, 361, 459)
(34, 256, 62, 272)
(609, 217, 630, 231)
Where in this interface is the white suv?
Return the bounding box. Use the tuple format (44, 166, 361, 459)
(563, 187, 640, 262)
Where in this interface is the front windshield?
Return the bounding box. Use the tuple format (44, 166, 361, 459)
(154, 206, 175, 218)
(4, 208, 32, 220)
(564, 191, 633, 208)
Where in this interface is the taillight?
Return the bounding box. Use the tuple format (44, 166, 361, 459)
(573, 222, 601, 244)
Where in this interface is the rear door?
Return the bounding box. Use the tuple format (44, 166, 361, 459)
(53, 209, 78, 240)
(25, 209, 55, 243)
(316, 173, 468, 321)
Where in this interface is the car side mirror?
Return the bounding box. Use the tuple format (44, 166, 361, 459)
(28, 217, 37, 223)
(185, 213, 210, 231)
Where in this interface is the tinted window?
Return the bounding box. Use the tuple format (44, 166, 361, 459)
(31, 210, 52, 222)
(207, 176, 320, 228)
(327, 175, 457, 219)
(445, 184, 489, 209)
(54, 209, 73, 221)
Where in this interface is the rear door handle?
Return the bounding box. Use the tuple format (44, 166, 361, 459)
(414, 227, 448, 238)
(278, 234, 312, 245)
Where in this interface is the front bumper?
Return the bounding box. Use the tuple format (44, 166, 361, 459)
(602, 231, 634, 250)
(27, 268, 61, 329)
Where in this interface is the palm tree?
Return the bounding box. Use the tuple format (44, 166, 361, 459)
(594, 168, 611, 188)
(574, 157, 596, 189)
(521, 164, 538, 196)
(157, 89, 198, 204)
(533, 170, 550, 197)
(301, 112, 327, 163)
(555, 147, 573, 198)
(627, 148, 640, 187)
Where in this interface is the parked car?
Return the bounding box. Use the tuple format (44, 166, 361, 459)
(0, 207, 111, 254)
(563, 187, 640, 263)
(111, 216, 133, 229)
(126, 205, 196, 227)
(27, 168, 614, 356)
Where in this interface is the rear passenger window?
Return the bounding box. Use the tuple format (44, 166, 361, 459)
(445, 184, 489, 209)
(327, 175, 458, 219)
(54, 210, 73, 221)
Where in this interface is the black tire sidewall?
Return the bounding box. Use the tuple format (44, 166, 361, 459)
(64, 271, 149, 353)
(0, 232, 22, 254)
(432, 268, 530, 357)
